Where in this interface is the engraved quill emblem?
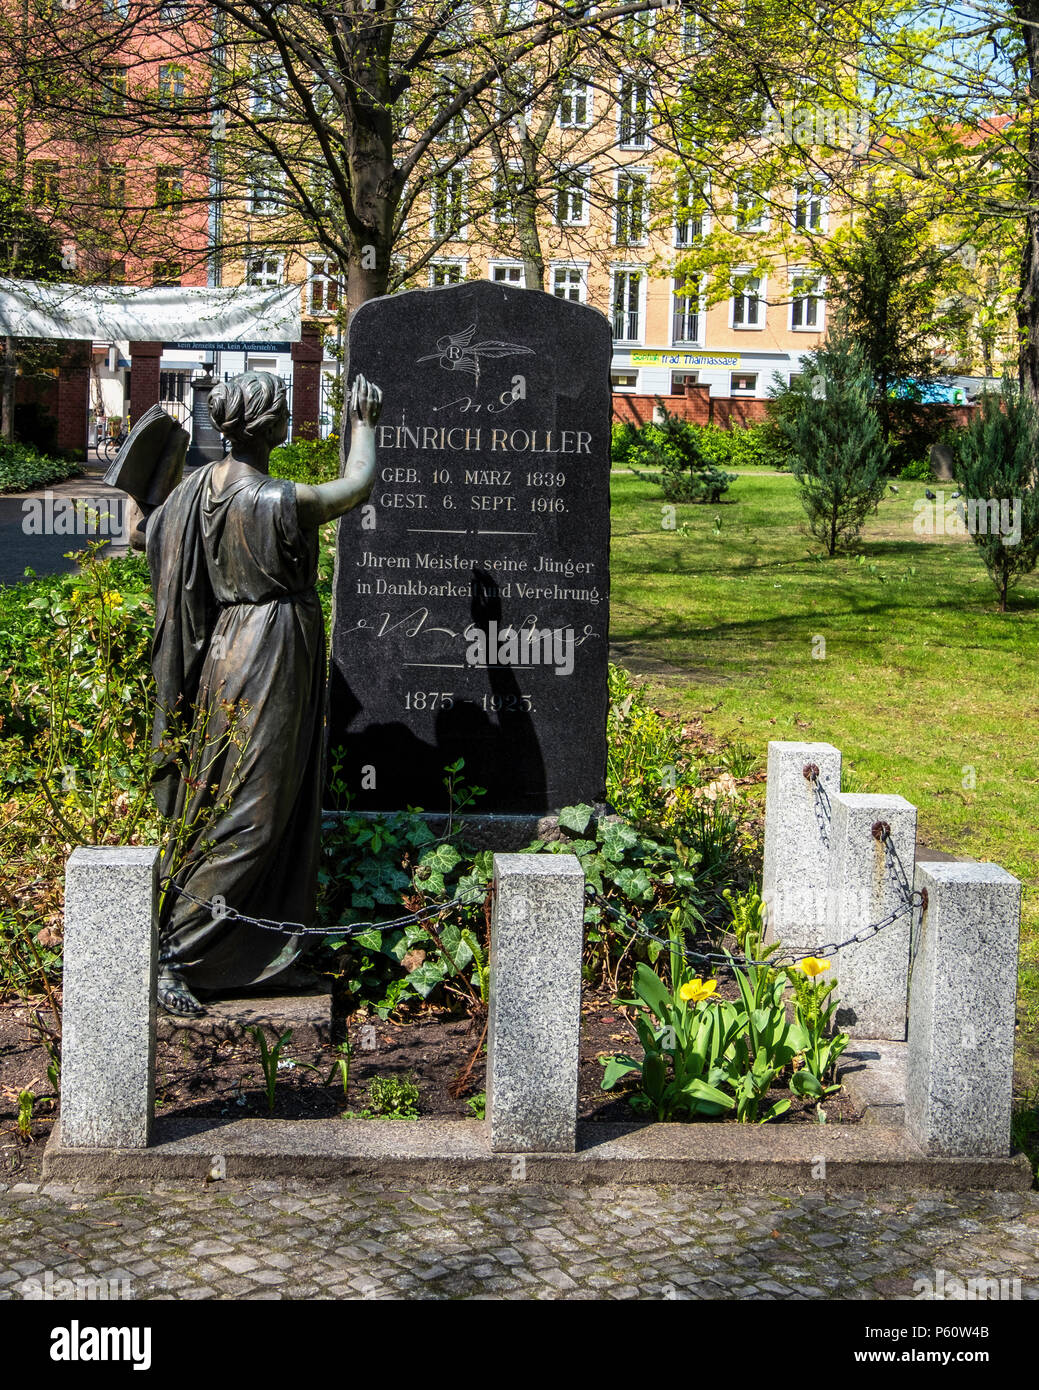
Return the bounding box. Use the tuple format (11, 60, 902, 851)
(417, 323, 535, 376)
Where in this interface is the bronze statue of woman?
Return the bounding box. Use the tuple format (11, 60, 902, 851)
(146, 370, 382, 1016)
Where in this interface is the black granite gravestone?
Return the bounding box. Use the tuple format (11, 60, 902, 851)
(327, 282, 612, 815)
(185, 372, 225, 469)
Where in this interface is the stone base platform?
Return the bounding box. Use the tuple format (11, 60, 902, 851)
(42, 1116, 1031, 1190)
(838, 1039, 908, 1127)
(156, 990, 332, 1047)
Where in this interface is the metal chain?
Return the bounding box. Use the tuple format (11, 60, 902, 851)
(161, 818, 925, 964)
(804, 763, 832, 850)
(161, 879, 488, 938)
(586, 819, 925, 971)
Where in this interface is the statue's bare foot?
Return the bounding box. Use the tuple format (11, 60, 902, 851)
(158, 968, 206, 1017)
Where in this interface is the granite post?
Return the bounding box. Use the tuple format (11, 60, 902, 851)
(60, 846, 159, 1148)
(487, 853, 585, 1153)
(828, 793, 917, 1040)
(907, 860, 1021, 1156)
(762, 741, 841, 950)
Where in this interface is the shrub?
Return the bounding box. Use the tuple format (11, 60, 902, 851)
(0, 441, 83, 494)
(269, 435, 340, 484)
(627, 403, 737, 503)
(897, 456, 933, 481)
(611, 421, 637, 467)
(695, 423, 787, 470)
(777, 331, 889, 555)
(952, 380, 1039, 610)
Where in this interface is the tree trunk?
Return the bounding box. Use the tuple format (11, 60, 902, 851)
(515, 147, 545, 291)
(1, 337, 16, 445)
(1017, 0, 1039, 397)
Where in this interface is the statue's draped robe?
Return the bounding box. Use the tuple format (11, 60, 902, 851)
(147, 465, 325, 991)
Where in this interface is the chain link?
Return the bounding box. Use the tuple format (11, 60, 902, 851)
(804, 763, 832, 850)
(162, 819, 924, 966)
(161, 879, 488, 938)
(586, 819, 924, 971)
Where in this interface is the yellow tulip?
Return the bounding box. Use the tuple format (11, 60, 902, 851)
(679, 977, 718, 1004)
(797, 957, 831, 978)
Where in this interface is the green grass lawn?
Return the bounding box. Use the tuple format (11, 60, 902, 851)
(609, 467, 1039, 1084)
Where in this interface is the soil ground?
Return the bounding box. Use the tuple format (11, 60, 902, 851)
(1, 983, 859, 1185)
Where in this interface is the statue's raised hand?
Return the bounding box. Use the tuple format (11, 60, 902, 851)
(296, 373, 383, 528)
(350, 374, 383, 428)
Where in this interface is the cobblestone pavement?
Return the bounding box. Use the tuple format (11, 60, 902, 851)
(0, 1181, 1037, 1300)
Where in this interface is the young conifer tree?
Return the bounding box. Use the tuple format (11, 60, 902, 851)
(779, 327, 889, 556)
(954, 381, 1039, 611)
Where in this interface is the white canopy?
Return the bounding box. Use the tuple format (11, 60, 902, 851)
(0, 279, 301, 344)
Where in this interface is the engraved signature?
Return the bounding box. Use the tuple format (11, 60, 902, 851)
(340, 607, 598, 648)
(432, 390, 521, 416)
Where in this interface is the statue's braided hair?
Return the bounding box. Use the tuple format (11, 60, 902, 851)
(208, 371, 287, 447)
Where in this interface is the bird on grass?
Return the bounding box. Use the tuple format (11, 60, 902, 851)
(925, 488, 937, 500)
(889, 484, 899, 494)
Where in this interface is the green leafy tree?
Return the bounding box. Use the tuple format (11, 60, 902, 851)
(953, 380, 1039, 611)
(827, 196, 946, 403)
(777, 330, 889, 555)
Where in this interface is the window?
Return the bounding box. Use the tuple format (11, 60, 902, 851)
(434, 101, 467, 143)
(558, 74, 591, 128)
(732, 272, 764, 328)
(152, 260, 182, 286)
(618, 75, 650, 148)
(552, 264, 586, 302)
(249, 160, 283, 216)
(497, 69, 533, 126)
(430, 167, 467, 239)
(612, 269, 643, 342)
(671, 370, 699, 391)
(160, 369, 192, 403)
(731, 371, 758, 393)
(101, 0, 129, 17)
(244, 253, 283, 287)
(793, 180, 827, 232)
(251, 59, 288, 116)
(681, 6, 702, 50)
(308, 258, 341, 315)
(734, 176, 768, 232)
(309, 168, 334, 216)
(104, 258, 126, 284)
(99, 65, 127, 114)
(555, 167, 589, 226)
(158, 65, 186, 106)
(31, 160, 60, 206)
(490, 262, 525, 286)
(614, 171, 647, 245)
(617, 11, 654, 48)
(429, 260, 465, 286)
(675, 171, 707, 246)
(313, 80, 333, 115)
(491, 163, 520, 223)
(159, 0, 186, 20)
(790, 269, 824, 329)
(155, 165, 183, 211)
(611, 371, 638, 392)
(97, 164, 125, 210)
(672, 276, 701, 344)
